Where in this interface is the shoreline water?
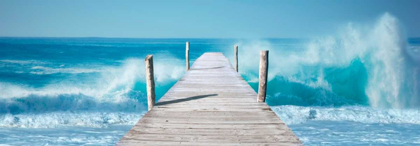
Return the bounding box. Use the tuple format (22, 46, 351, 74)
(1, 106, 420, 145)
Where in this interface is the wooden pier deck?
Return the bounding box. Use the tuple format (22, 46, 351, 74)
(117, 53, 301, 145)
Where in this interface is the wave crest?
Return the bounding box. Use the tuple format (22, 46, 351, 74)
(236, 13, 420, 108)
(0, 54, 184, 114)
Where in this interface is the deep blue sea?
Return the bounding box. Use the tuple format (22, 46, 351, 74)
(1, 14, 420, 145)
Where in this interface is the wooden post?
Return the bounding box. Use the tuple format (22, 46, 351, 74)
(186, 42, 190, 71)
(234, 45, 238, 72)
(257, 50, 269, 102)
(145, 55, 155, 111)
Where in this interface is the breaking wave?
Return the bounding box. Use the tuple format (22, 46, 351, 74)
(236, 13, 420, 108)
(0, 55, 184, 114)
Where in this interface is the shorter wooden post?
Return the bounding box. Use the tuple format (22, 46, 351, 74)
(145, 55, 155, 111)
(234, 45, 238, 72)
(257, 50, 269, 102)
(186, 42, 190, 71)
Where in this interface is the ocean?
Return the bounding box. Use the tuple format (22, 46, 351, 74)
(1, 14, 420, 145)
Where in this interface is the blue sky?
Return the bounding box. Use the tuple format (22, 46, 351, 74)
(0, 0, 419, 38)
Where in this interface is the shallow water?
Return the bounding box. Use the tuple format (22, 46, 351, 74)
(0, 125, 132, 145)
(290, 121, 420, 145)
(273, 105, 420, 145)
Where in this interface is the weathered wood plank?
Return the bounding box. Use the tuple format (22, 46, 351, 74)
(120, 134, 301, 143)
(118, 140, 301, 146)
(117, 52, 301, 145)
(131, 123, 290, 129)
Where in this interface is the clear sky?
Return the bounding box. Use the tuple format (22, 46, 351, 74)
(0, 0, 419, 38)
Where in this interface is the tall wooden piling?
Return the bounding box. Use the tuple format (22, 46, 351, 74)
(258, 50, 269, 102)
(234, 45, 238, 72)
(145, 55, 155, 111)
(186, 42, 190, 71)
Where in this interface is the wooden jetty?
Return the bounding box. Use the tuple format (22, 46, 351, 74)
(117, 50, 302, 145)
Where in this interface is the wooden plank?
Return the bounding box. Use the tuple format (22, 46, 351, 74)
(117, 52, 301, 145)
(118, 140, 301, 146)
(130, 123, 289, 129)
(120, 134, 301, 143)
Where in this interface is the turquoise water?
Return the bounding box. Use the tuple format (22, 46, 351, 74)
(0, 125, 132, 145)
(1, 14, 420, 145)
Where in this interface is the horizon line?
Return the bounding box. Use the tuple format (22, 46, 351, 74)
(0, 36, 310, 40)
(1, 36, 420, 40)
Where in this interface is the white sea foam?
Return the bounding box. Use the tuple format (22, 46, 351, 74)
(0, 55, 184, 99)
(234, 13, 419, 108)
(2, 105, 419, 128)
(29, 66, 102, 74)
(0, 53, 184, 116)
(0, 59, 48, 65)
(0, 111, 144, 128)
(272, 105, 420, 125)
